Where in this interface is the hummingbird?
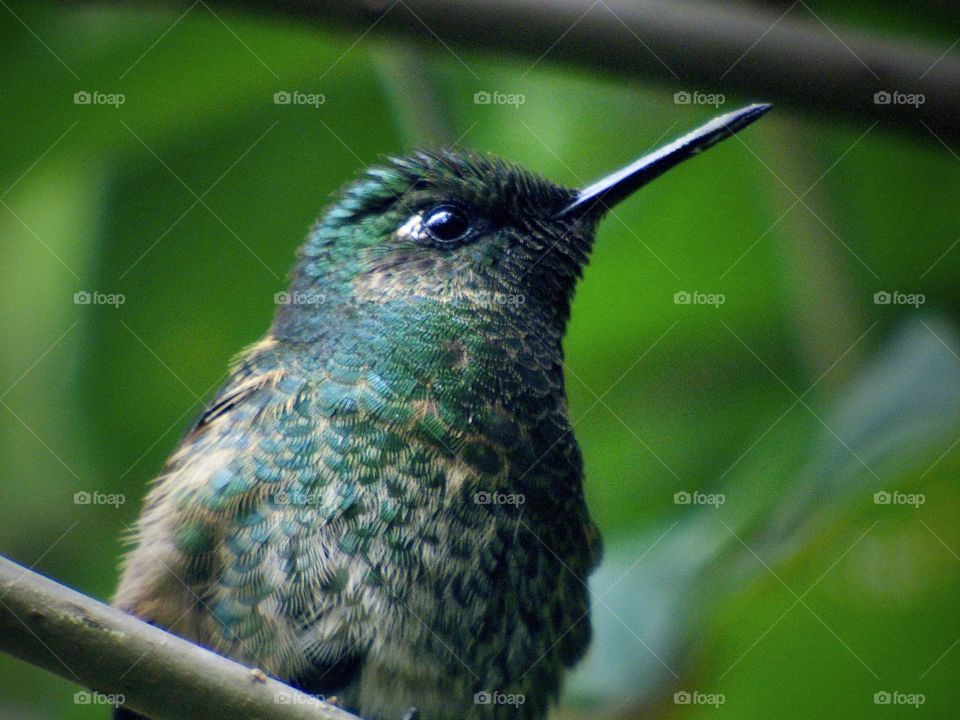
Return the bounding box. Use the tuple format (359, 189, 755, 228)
(113, 104, 770, 720)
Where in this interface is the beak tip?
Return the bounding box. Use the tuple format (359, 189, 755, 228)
(742, 102, 774, 121)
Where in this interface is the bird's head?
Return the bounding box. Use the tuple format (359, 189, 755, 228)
(274, 104, 771, 342)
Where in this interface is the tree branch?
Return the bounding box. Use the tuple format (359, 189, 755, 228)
(0, 554, 360, 720)
(179, 0, 960, 143)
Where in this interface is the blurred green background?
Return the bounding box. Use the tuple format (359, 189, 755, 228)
(1, 2, 959, 718)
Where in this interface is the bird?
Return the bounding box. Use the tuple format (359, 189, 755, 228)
(113, 103, 771, 720)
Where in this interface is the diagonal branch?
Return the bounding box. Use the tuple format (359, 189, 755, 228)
(0, 554, 361, 720)
(148, 0, 960, 143)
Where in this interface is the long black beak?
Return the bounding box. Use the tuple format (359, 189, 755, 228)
(554, 103, 772, 220)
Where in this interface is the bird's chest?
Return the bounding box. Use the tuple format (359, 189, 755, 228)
(278, 406, 594, 719)
(354, 498, 584, 720)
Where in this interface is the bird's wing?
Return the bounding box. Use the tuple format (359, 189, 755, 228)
(114, 351, 418, 695)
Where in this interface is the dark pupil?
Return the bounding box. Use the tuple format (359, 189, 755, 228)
(424, 207, 469, 243)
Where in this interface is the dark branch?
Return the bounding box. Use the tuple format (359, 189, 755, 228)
(187, 0, 960, 143)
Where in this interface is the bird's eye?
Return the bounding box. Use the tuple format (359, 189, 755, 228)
(422, 205, 471, 245)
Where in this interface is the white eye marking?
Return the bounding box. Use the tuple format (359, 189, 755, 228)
(396, 213, 425, 241)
